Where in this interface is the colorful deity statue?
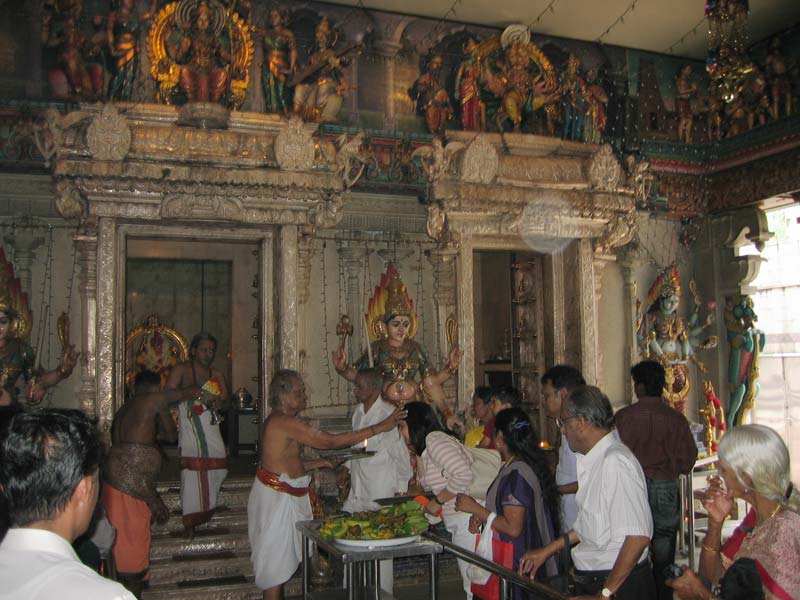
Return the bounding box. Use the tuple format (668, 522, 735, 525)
(637, 265, 717, 413)
(409, 54, 453, 136)
(765, 37, 791, 120)
(675, 64, 697, 144)
(106, 0, 142, 101)
(561, 54, 587, 141)
(0, 247, 78, 407)
(292, 17, 350, 122)
(583, 66, 608, 144)
(332, 263, 462, 427)
(41, 0, 104, 100)
(724, 294, 765, 426)
(260, 6, 297, 115)
(165, 0, 231, 103)
(454, 39, 485, 131)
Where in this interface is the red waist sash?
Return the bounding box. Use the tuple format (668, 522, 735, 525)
(181, 456, 228, 471)
(256, 466, 322, 518)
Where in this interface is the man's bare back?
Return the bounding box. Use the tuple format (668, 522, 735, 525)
(261, 372, 406, 479)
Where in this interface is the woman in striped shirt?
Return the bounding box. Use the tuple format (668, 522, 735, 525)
(401, 402, 477, 599)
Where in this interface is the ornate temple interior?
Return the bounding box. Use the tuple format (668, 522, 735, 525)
(0, 0, 799, 597)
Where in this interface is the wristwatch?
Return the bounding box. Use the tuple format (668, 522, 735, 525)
(601, 588, 613, 598)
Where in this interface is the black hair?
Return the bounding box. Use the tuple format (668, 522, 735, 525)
(189, 331, 217, 356)
(540, 365, 586, 391)
(268, 369, 301, 408)
(630, 360, 666, 397)
(472, 386, 492, 405)
(404, 401, 457, 455)
(356, 368, 383, 391)
(134, 369, 161, 395)
(719, 558, 764, 600)
(491, 386, 522, 408)
(494, 407, 561, 536)
(0, 409, 101, 527)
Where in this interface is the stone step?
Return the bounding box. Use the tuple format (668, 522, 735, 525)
(142, 573, 304, 600)
(157, 483, 253, 513)
(150, 527, 251, 561)
(152, 506, 249, 536)
(141, 575, 262, 600)
(149, 550, 253, 586)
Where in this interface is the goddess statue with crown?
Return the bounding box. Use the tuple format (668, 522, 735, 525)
(636, 265, 717, 413)
(0, 247, 78, 407)
(332, 263, 462, 426)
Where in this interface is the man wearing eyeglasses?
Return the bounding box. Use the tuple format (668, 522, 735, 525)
(540, 365, 585, 533)
(520, 385, 655, 600)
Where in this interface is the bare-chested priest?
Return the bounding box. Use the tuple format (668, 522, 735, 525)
(165, 331, 230, 535)
(248, 369, 406, 600)
(102, 370, 199, 596)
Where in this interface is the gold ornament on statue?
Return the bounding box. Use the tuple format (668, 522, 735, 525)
(0, 247, 32, 340)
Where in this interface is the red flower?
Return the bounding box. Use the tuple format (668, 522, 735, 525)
(711, 442, 719, 452)
(711, 397, 722, 408)
(709, 416, 717, 426)
(719, 423, 727, 431)
(191, 404, 205, 416)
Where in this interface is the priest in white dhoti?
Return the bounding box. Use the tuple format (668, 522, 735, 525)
(337, 368, 414, 593)
(165, 332, 230, 535)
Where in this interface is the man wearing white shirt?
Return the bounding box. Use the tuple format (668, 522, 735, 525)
(336, 368, 413, 593)
(0, 410, 136, 600)
(540, 365, 585, 532)
(520, 386, 655, 600)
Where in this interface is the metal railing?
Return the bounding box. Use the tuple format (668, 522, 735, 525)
(421, 531, 568, 600)
(679, 454, 719, 570)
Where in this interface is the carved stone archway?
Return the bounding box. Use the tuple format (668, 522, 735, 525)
(51, 104, 356, 433)
(421, 133, 638, 419)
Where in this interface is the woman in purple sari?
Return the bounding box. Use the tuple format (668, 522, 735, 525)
(456, 407, 561, 600)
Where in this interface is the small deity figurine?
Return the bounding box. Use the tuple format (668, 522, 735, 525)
(675, 64, 697, 144)
(583, 66, 608, 144)
(41, 0, 104, 100)
(165, 0, 231, 104)
(106, 0, 142, 101)
(292, 17, 349, 122)
(260, 6, 296, 115)
(331, 263, 462, 427)
(454, 39, 485, 131)
(0, 247, 78, 407)
(637, 265, 717, 413)
(561, 54, 587, 141)
(724, 294, 765, 427)
(765, 37, 791, 120)
(409, 54, 453, 136)
(706, 88, 724, 142)
(485, 41, 544, 132)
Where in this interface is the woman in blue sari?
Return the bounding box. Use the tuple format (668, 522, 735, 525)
(456, 407, 561, 600)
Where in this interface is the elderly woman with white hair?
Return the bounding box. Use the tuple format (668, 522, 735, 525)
(669, 424, 800, 599)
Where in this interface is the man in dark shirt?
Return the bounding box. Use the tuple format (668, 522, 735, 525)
(615, 360, 698, 600)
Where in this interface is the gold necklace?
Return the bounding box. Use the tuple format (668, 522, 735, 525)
(768, 503, 783, 520)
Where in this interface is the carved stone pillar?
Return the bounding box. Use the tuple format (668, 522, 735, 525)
(549, 251, 566, 365)
(94, 218, 116, 435)
(429, 243, 461, 411)
(74, 220, 98, 419)
(278, 225, 299, 369)
(3, 228, 44, 295)
(592, 252, 615, 391)
(618, 245, 645, 396)
(578, 239, 598, 385)
(297, 230, 315, 306)
(374, 40, 401, 131)
(339, 244, 368, 364)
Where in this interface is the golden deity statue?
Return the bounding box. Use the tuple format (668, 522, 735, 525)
(0, 247, 78, 407)
(332, 263, 462, 427)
